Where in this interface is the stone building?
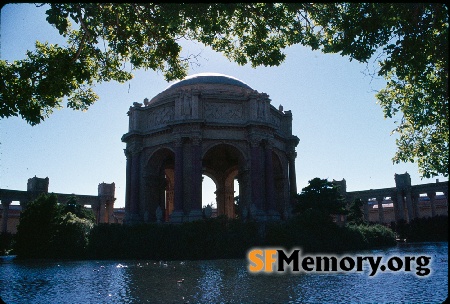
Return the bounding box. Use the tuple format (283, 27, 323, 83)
(0, 176, 121, 233)
(122, 73, 300, 223)
(335, 172, 448, 225)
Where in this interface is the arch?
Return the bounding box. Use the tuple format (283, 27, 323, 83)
(201, 141, 248, 165)
(202, 144, 245, 219)
(143, 147, 175, 222)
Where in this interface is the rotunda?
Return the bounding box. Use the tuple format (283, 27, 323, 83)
(122, 73, 299, 223)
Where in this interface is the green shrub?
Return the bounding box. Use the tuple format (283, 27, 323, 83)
(392, 215, 448, 241)
(51, 212, 93, 258)
(87, 218, 261, 260)
(14, 194, 94, 259)
(0, 232, 14, 255)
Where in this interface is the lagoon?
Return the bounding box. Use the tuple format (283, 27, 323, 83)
(0, 242, 447, 303)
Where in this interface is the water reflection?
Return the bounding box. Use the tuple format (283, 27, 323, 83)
(0, 242, 447, 303)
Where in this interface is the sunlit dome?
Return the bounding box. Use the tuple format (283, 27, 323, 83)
(165, 72, 252, 90)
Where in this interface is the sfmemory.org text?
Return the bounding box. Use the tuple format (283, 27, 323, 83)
(247, 248, 431, 277)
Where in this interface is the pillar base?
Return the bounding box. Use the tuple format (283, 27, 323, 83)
(252, 209, 267, 222)
(266, 210, 280, 221)
(283, 205, 292, 220)
(187, 209, 203, 222)
(170, 210, 185, 223)
(123, 213, 141, 225)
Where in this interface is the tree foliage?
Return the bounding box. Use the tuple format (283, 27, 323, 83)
(63, 196, 96, 222)
(14, 194, 62, 258)
(346, 198, 366, 225)
(1, 3, 447, 177)
(14, 194, 94, 258)
(293, 177, 347, 216)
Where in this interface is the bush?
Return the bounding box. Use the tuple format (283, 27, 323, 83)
(14, 194, 94, 259)
(87, 219, 261, 260)
(51, 212, 94, 258)
(265, 210, 396, 253)
(345, 224, 396, 249)
(392, 215, 448, 242)
(0, 232, 14, 255)
(14, 194, 397, 260)
(86, 211, 397, 260)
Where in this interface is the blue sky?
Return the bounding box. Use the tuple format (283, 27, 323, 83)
(1, 4, 447, 208)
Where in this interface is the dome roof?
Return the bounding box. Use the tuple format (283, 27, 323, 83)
(165, 72, 252, 90)
(147, 73, 253, 105)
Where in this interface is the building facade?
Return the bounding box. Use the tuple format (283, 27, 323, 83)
(122, 73, 300, 223)
(0, 176, 121, 234)
(335, 172, 448, 224)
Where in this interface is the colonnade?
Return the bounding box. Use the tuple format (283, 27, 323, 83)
(343, 173, 448, 224)
(124, 135, 298, 224)
(0, 177, 116, 233)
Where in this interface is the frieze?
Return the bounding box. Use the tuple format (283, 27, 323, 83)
(147, 106, 174, 129)
(204, 102, 243, 122)
(270, 113, 281, 127)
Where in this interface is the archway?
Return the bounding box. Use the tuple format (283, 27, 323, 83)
(202, 144, 244, 219)
(144, 148, 175, 222)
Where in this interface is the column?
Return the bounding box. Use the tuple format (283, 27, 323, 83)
(215, 184, 225, 216)
(224, 186, 235, 217)
(238, 169, 251, 219)
(427, 192, 436, 217)
(158, 175, 166, 220)
(405, 188, 414, 222)
(363, 199, 369, 222)
(395, 191, 405, 221)
(264, 142, 276, 215)
(376, 197, 384, 224)
(287, 151, 297, 200)
(144, 173, 163, 222)
(106, 200, 114, 223)
(91, 201, 100, 224)
(165, 169, 175, 222)
(171, 138, 184, 222)
(188, 137, 203, 221)
(99, 200, 106, 223)
(412, 193, 420, 219)
(250, 138, 264, 219)
(124, 149, 132, 216)
(1, 200, 12, 234)
(129, 148, 142, 223)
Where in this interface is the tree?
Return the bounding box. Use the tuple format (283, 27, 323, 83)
(1, 3, 447, 177)
(15, 194, 62, 258)
(346, 198, 366, 225)
(51, 212, 93, 258)
(63, 196, 96, 222)
(293, 177, 347, 216)
(14, 194, 94, 258)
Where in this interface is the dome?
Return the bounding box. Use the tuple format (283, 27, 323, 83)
(148, 73, 253, 105)
(165, 72, 252, 90)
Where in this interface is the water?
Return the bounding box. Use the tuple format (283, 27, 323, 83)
(0, 242, 447, 303)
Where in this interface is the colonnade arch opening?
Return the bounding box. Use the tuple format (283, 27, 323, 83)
(144, 148, 175, 222)
(202, 144, 244, 219)
(202, 174, 240, 218)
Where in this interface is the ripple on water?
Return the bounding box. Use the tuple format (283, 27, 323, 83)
(0, 242, 447, 303)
